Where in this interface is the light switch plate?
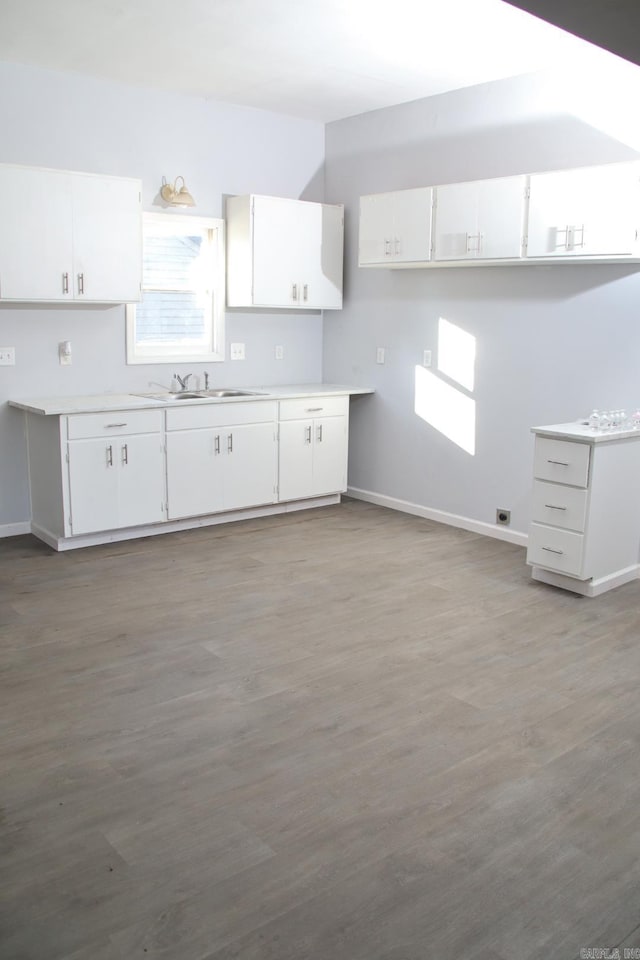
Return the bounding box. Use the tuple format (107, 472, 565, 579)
(423, 349, 432, 367)
(376, 347, 385, 364)
(275, 345, 284, 360)
(230, 342, 245, 360)
(0, 347, 15, 366)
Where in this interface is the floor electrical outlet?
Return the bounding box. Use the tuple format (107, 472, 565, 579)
(496, 509, 511, 526)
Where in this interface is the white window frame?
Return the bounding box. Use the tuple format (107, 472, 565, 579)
(126, 212, 225, 365)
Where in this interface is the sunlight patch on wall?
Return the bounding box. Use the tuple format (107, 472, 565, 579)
(415, 365, 476, 456)
(438, 317, 476, 391)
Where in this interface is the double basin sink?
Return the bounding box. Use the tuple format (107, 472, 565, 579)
(136, 389, 268, 402)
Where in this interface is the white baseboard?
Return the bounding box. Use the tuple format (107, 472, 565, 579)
(530, 563, 640, 597)
(30, 494, 341, 551)
(347, 486, 528, 547)
(0, 521, 31, 539)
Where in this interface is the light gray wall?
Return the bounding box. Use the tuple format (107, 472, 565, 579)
(323, 70, 640, 535)
(0, 62, 325, 527)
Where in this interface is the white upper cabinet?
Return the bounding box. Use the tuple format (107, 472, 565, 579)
(0, 164, 142, 302)
(526, 163, 640, 259)
(433, 175, 526, 261)
(226, 194, 344, 309)
(359, 187, 433, 265)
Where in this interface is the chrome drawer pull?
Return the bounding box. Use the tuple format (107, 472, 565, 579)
(544, 504, 567, 510)
(306, 407, 323, 412)
(542, 546, 564, 555)
(547, 459, 569, 466)
(105, 423, 127, 428)
(106, 445, 113, 467)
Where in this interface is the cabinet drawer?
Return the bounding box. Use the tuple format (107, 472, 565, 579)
(533, 437, 590, 487)
(279, 396, 348, 421)
(67, 409, 162, 439)
(166, 400, 277, 431)
(527, 523, 585, 577)
(531, 480, 588, 533)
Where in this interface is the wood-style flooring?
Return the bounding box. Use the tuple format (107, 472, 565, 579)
(2, 499, 640, 960)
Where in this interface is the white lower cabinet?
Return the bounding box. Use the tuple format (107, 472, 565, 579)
(21, 393, 355, 550)
(527, 427, 640, 596)
(166, 402, 278, 520)
(278, 397, 348, 501)
(66, 411, 165, 536)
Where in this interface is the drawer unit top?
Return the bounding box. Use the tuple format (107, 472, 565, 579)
(279, 396, 348, 421)
(530, 480, 589, 533)
(67, 409, 162, 440)
(533, 436, 590, 488)
(166, 400, 277, 431)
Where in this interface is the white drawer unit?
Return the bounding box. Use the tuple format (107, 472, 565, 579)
(527, 425, 640, 596)
(533, 437, 590, 487)
(67, 409, 163, 439)
(528, 523, 585, 577)
(531, 480, 588, 533)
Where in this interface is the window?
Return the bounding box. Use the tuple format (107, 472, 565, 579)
(126, 213, 225, 364)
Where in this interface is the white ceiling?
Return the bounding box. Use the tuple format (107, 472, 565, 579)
(0, 0, 611, 123)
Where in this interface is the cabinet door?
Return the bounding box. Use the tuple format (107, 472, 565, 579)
(0, 166, 73, 300)
(434, 177, 525, 260)
(68, 438, 120, 535)
(252, 196, 304, 307)
(527, 165, 639, 258)
(299, 202, 344, 309)
(392, 187, 433, 263)
(117, 434, 165, 528)
(72, 175, 142, 302)
(222, 422, 277, 511)
(311, 416, 348, 496)
(359, 193, 396, 264)
(167, 429, 225, 519)
(278, 420, 314, 501)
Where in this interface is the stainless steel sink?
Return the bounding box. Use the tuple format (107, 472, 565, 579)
(198, 389, 266, 397)
(133, 389, 267, 402)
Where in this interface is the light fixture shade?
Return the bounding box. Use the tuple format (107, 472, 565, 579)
(160, 175, 196, 207)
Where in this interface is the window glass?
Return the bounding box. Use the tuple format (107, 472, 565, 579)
(126, 213, 225, 364)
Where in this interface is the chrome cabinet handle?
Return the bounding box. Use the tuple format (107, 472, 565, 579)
(555, 225, 570, 249)
(121, 443, 128, 465)
(394, 238, 400, 255)
(77, 273, 84, 295)
(227, 433, 233, 453)
(305, 425, 312, 444)
(384, 238, 391, 256)
(303, 284, 308, 302)
(305, 407, 323, 412)
(544, 504, 567, 510)
(62, 272, 69, 294)
(214, 435, 220, 455)
(466, 232, 482, 254)
(572, 224, 586, 249)
(542, 546, 564, 555)
(105, 423, 127, 429)
(317, 424, 323, 442)
(547, 459, 569, 466)
(291, 283, 298, 301)
(106, 444, 113, 467)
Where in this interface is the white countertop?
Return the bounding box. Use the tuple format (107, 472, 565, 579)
(532, 421, 640, 443)
(9, 384, 373, 416)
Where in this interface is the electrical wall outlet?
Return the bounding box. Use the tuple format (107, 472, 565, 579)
(58, 341, 72, 366)
(496, 509, 511, 526)
(230, 342, 245, 360)
(0, 347, 15, 366)
(423, 349, 432, 367)
(275, 345, 284, 360)
(376, 347, 385, 364)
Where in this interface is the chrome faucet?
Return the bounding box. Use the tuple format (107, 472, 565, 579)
(175, 373, 192, 391)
